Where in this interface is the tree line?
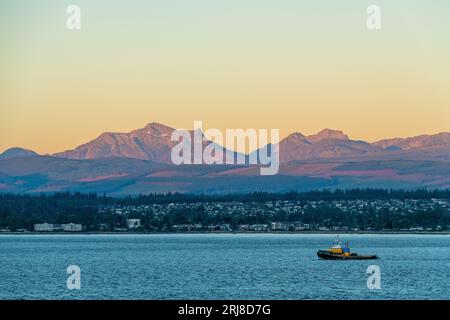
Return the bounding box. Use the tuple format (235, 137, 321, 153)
(0, 189, 449, 231)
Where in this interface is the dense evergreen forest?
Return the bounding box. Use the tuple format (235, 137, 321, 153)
(0, 189, 449, 232)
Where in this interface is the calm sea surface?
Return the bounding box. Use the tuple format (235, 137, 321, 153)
(0, 234, 449, 300)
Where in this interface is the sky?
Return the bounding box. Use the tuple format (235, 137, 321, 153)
(1, 0, 450, 154)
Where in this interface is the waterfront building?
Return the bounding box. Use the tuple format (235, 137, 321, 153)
(34, 223, 54, 232)
(126, 219, 141, 229)
(61, 223, 83, 232)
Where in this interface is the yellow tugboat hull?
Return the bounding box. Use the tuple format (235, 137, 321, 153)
(317, 250, 378, 260)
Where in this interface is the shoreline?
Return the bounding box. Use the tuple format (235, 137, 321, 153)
(1, 231, 449, 236)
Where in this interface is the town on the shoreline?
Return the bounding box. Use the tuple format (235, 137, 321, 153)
(1, 189, 449, 233)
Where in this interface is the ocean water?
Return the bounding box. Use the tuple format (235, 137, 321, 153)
(0, 234, 449, 300)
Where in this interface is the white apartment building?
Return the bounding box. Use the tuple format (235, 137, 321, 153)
(61, 223, 83, 232)
(126, 219, 141, 229)
(34, 223, 54, 232)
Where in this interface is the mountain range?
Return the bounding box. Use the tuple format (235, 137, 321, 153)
(1, 122, 449, 194)
(50, 123, 450, 163)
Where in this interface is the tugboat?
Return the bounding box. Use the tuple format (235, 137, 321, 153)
(317, 237, 378, 260)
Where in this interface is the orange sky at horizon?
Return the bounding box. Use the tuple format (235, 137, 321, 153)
(1, 1, 450, 154)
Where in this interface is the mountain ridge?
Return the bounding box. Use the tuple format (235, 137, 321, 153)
(1, 122, 449, 194)
(3, 123, 449, 163)
(0, 147, 39, 160)
(49, 122, 450, 164)
(3, 123, 450, 164)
